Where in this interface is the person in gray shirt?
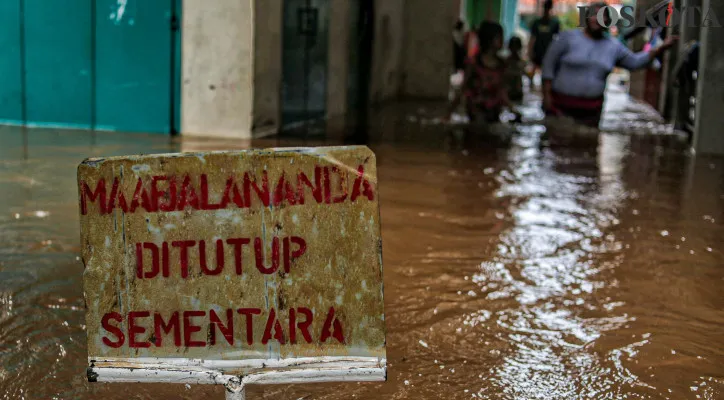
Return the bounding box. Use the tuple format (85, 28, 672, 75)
(541, 2, 677, 127)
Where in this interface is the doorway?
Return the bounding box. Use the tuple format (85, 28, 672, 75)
(347, 0, 374, 113)
(281, 0, 330, 132)
(345, 0, 374, 143)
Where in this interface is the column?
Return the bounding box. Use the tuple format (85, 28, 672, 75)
(693, 0, 724, 155)
(668, 0, 702, 123)
(501, 0, 519, 39)
(253, 0, 283, 137)
(181, 0, 254, 138)
(402, 0, 456, 98)
(326, 0, 351, 122)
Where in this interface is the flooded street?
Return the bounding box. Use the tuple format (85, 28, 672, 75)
(1, 91, 723, 399)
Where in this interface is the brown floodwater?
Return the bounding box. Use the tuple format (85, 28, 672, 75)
(1, 94, 723, 399)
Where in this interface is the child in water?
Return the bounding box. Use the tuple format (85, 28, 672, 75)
(505, 36, 525, 103)
(464, 22, 521, 125)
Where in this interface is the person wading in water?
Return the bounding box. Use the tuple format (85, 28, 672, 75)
(463, 22, 522, 126)
(541, 1, 677, 128)
(528, 0, 560, 87)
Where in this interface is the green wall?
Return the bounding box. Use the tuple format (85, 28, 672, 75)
(466, 0, 503, 29)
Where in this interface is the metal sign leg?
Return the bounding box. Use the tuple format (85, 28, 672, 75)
(224, 377, 245, 400)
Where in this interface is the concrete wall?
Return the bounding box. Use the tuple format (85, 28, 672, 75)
(669, 0, 701, 123)
(253, 0, 283, 136)
(628, 0, 662, 102)
(326, 0, 352, 118)
(693, 0, 724, 155)
(401, 0, 457, 99)
(180, 0, 461, 136)
(181, 0, 254, 138)
(369, 0, 406, 105)
(367, 0, 458, 102)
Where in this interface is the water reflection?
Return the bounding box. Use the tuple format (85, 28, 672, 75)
(476, 136, 631, 398)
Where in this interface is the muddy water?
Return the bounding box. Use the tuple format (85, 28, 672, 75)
(1, 100, 723, 399)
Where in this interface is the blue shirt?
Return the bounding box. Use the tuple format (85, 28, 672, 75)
(542, 29, 651, 98)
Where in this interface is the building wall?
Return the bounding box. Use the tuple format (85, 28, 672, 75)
(178, 0, 460, 137)
(628, 0, 661, 102)
(336, 0, 461, 104)
(181, 0, 254, 138)
(327, 0, 352, 119)
(401, 0, 457, 99)
(253, 0, 283, 136)
(369, 0, 406, 104)
(693, 0, 724, 155)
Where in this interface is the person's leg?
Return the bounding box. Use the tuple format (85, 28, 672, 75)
(465, 102, 475, 124)
(446, 72, 465, 121)
(570, 107, 602, 129)
(531, 55, 543, 90)
(447, 91, 461, 120)
(549, 92, 604, 128)
(542, 102, 596, 147)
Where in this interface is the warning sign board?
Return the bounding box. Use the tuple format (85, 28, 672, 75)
(78, 146, 386, 386)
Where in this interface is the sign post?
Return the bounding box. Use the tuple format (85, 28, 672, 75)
(78, 146, 386, 397)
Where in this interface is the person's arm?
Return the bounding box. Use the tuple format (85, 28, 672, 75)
(540, 33, 567, 113)
(552, 18, 561, 35)
(616, 36, 678, 70)
(542, 80, 558, 115)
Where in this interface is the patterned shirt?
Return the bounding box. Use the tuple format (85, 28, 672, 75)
(464, 57, 507, 121)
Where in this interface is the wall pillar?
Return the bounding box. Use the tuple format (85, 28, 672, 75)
(657, 1, 680, 118)
(365, 0, 403, 104)
(671, 0, 701, 129)
(181, 0, 254, 138)
(401, 0, 457, 99)
(628, 0, 660, 102)
(326, 0, 351, 124)
(693, 0, 724, 155)
(679, 0, 702, 46)
(501, 0, 519, 39)
(253, 0, 283, 137)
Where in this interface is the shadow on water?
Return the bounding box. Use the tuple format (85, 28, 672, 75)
(0, 92, 723, 399)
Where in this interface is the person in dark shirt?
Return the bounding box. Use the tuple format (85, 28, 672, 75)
(528, 0, 560, 85)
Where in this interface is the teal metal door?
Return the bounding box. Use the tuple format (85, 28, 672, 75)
(25, 0, 92, 127)
(96, 0, 181, 133)
(0, 0, 180, 134)
(0, 1, 22, 122)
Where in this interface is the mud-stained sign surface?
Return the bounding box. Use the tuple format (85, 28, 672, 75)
(78, 146, 386, 384)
